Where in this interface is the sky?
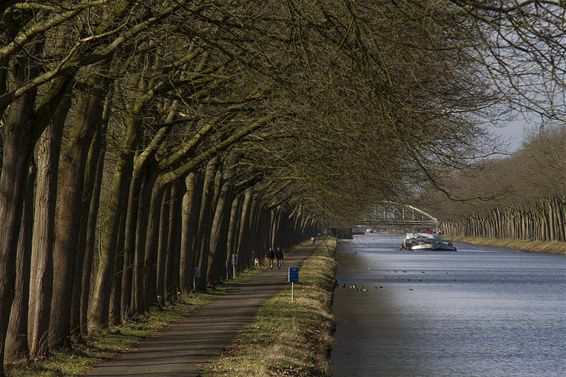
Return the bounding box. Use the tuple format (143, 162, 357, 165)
(489, 108, 547, 154)
(490, 119, 527, 153)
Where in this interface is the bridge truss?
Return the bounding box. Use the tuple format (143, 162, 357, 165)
(357, 202, 438, 227)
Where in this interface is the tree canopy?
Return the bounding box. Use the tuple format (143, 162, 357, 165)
(2, 1, 565, 375)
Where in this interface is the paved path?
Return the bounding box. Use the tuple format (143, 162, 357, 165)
(84, 242, 317, 377)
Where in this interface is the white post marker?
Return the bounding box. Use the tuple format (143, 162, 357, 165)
(288, 266, 299, 303)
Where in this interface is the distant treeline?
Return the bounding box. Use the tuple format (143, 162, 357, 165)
(441, 197, 566, 242)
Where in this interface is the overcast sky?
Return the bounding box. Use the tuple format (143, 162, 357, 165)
(491, 120, 527, 153)
(489, 109, 547, 153)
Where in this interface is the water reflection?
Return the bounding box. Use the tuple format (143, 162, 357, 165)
(332, 234, 566, 377)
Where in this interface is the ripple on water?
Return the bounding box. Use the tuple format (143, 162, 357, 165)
(332, 234, 566, 377)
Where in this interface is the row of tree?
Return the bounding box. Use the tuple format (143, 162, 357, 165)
(441, 197, 566, 241)
(3, 1, 564, 376)
(423, 124, 566, 240)
(0, 2, 332, 373)
(420, 124, 566, 220)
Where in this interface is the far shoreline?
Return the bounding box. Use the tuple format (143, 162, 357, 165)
(445, 236, 566, 255)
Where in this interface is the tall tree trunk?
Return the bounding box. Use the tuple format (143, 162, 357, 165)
(133, 168, 158, 314)
(156, 187, 171, 302)
(27, 89, 71, 358)
(0, 128, 33, 364)
(109, 213, 126, 325)
(165, 181, 183, 302)
(142, 182, 167, 309)
(122, 125, 173, 318)
(247, 200, 264, 267)
(79, 141, 106, 336)
(225, 195, 241, 279)
(121, 168, 146, 319)
(270, 207, 280, 250)
(194, 159, 218, 290)
(70, 110, 110, 336)
(235, 190, 253, 266)
(88, 117, 136, 330)
(90, 92, 172, 324)
(0, 62, 37, 377)
(207, 180, 231, 283)
(50, 85, 102, 348)
(179, 174, 194, 291)
(213, 194, 232, 281)
(179, 173, 202, 292)
(5, 164, 35, 361)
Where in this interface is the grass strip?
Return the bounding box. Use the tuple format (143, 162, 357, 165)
(203, 238, 337, 377)
(7, 266, 266, 377)
(447, 236, 566, 255)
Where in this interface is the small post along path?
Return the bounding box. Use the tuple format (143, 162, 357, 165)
(84, 241, 318, 377)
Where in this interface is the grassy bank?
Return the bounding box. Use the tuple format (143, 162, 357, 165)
(446, 236, 566, 255)
(203, 239, 337, 377)
(7, 267, 266, 377)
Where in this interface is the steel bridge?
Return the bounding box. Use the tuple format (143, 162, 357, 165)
(357, 202, 438, 227)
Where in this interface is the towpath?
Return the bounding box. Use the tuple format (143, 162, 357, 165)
(83, 242, 317, 377)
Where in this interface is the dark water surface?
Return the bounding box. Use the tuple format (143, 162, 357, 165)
(332, 234, 566, 377)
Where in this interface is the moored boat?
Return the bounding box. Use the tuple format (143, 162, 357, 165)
(400, 232, 457, 251)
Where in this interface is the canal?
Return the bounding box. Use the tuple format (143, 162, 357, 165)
(332, 234, 566, 377)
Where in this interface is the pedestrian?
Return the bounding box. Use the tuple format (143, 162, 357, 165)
(275, 247, 284, 269)
(252, 250, 259, 267)
(266, 247, 275, 269)
(311, 236, 315, 244)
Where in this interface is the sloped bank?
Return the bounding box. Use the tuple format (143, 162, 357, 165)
(447, 236, 566, 255)
(203, 239, 337, 377)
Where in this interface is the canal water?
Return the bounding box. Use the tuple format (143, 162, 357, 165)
(332, 234, 566, 377)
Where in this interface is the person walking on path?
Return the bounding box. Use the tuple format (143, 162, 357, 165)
(275, 247, 284, 269)
(266, 247, 275, 269)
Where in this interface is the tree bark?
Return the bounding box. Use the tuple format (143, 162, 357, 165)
(109, 212, 126, 325)
(165, 181, 183, 302)
(179, 173, 203, 292)
(0, 61, 37, 377)
(207, 179, 231, 283)
(179, 173, 195, 291)
(121, 167, 148, 319)
(88, 116, 136, 330)
(5, 164, 35, 361)
(194, 159, 218, 290)
(79, 140, 106, 336)
(27, 87, 71, 358)
(156, 187, 171, 302)
(122, 125, 173, 318)
(225, 195, 241, 279)
(70, 113, 110, 335)
(236, 190, 253, 265)
(50, 105, 99, 348)
(133, 168, 158, 314)
(142, 181, 167, 309)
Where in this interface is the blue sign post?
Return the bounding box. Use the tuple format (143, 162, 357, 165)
(231, 254, 238, 279)
(288, 267, 299, 303)
(192, 267, 201, 291)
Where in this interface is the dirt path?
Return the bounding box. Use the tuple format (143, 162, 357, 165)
(83, 242, 317, 377)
